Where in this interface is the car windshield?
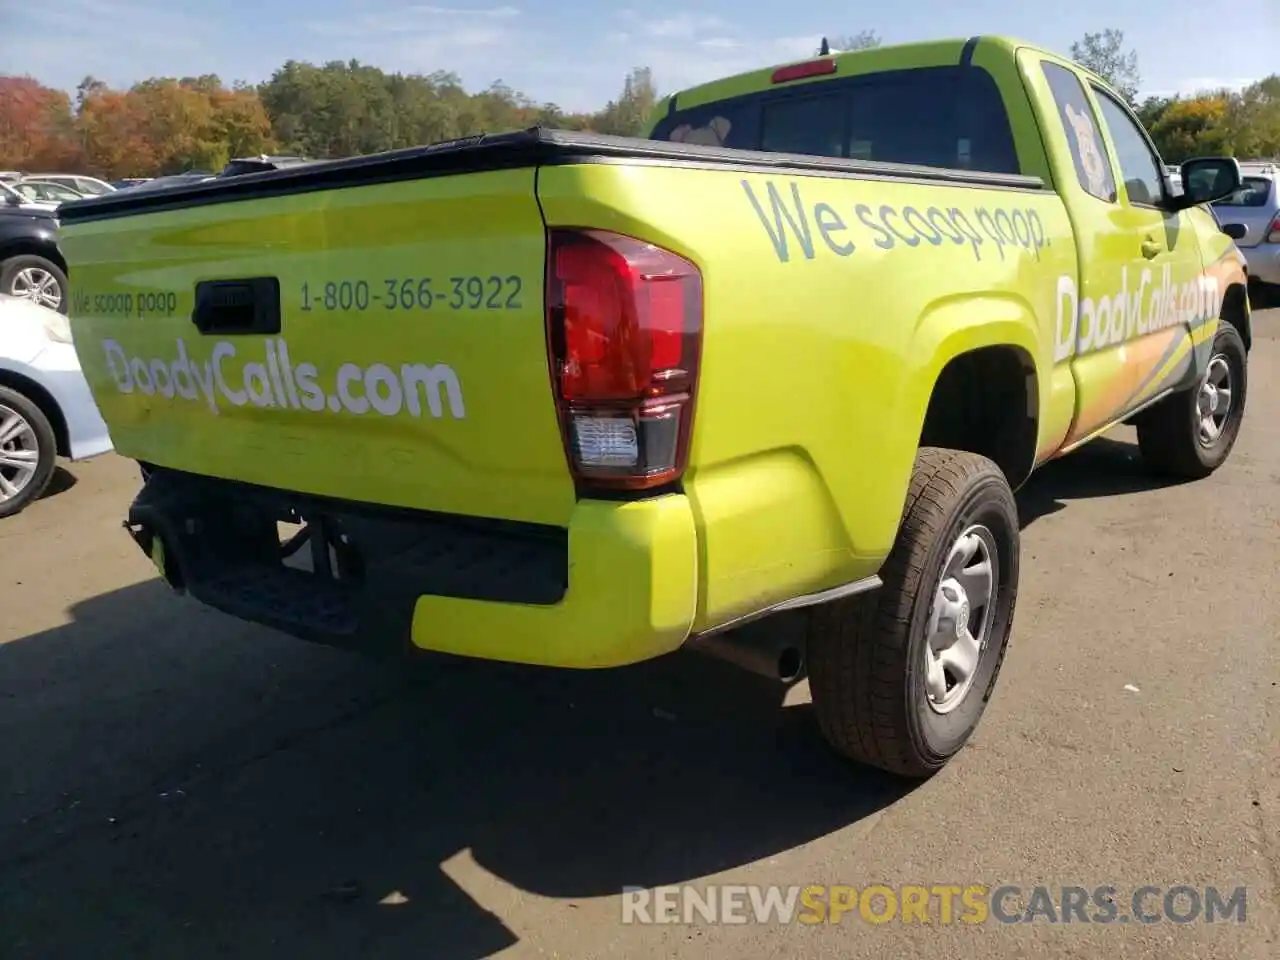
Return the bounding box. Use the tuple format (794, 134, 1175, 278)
(1212, 176, 1273, 208)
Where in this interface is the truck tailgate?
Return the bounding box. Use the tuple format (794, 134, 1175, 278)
(61, 166, 576, 528)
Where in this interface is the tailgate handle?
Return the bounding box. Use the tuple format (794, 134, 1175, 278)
(192, 278, 282, 336)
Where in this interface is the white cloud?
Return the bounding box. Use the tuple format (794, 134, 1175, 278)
(6, 2, 831, 118)
(9, 0, 215, 90)
(1143, 76, 1260, 99)
(306, 4, 522, 38)
(542, 11, 822, 105)
(642, 14, 728, 40)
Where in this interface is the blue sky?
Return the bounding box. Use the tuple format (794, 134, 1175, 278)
(10, 0, 1278, 112)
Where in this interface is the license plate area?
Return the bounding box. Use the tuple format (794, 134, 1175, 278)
(278, 514, 365, 584)
(126, 466, 570, 652)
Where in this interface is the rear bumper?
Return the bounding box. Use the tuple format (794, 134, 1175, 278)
(1241, 243, 1280, 286)
(29, 342, 114, 461)
(126, 467, 697, 669)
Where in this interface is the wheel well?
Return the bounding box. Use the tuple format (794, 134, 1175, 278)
(1221, 282, 1250, 352)
(0, 370, 69, 457)
(0, 240, 67, 275)
(918, 346, 1038, 489)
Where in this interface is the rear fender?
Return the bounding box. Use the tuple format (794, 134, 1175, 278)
(888, 296, 1043, 511)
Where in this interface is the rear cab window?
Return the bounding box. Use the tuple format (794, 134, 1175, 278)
(650, 65, 1021, 175)
(1213, 177, 1275, 208)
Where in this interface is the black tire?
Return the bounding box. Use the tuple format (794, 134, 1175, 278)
(806, 448, 1020, 778)
(0, 254, 69, 315)
(0, 385, 58, 519)
(1135, 323, 1247, 480)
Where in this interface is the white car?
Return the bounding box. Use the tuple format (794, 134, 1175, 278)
(22, 174, 116, 197)
(0, 295, 113, 517)
(0, 181, 59, 212)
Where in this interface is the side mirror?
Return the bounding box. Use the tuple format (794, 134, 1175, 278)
(2, 192, 20, 207)
(1221, 222, 1248, 241)
(1168, 156, 1243, 210)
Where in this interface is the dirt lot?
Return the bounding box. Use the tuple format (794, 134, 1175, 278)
(2, 311, 1278, 959)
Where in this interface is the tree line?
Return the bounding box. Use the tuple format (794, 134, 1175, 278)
(0, 63, 659, 179)
(1069, 29, 1280, 162)
(1, 29, 1276, 179)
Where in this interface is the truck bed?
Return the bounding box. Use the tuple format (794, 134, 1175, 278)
(59, 127, 1046, 225)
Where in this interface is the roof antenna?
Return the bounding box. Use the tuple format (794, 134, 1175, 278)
(819, 36, 831, 56)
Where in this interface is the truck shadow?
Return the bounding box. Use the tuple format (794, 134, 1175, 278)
(39, 466, 78, 502)
(0, 580, 913, 959)
(1015, 435, 1192, 528)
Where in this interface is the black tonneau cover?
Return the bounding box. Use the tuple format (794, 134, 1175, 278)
(58, 127, 1046, 225)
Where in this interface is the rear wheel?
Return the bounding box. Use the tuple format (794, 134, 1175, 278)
(1136, 323, 1247, 479)
(0, 385, 58, 518)
(1, 254, 69, 315)
(806, 447, 1019, 778)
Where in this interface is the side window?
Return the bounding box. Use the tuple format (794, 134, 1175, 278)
(761, 94, 844, 158)
(1041, 62, 1116, 202)
(1091, 89, 1166, 207)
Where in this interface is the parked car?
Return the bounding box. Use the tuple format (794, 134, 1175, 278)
(111, 178, 153, 190)
(1211, 162, 1279, 303)
(1, 181, 59, 213)
(217, 155, 319, 177)
(24, 174, 116, 196)
(116, 172, 216, 193)
(0, 295, 113, 517)
(11, 179, 86, 205)
(57, 35, 1251, 777)
(0, 206, 67, 314)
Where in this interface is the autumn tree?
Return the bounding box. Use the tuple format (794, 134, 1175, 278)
(0, 76, 80, 170)
(1149, 95, 1232, 162)
(1071, 29, 1141, 105)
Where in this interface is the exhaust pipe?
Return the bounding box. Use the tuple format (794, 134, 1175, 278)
(685, 627, 806, 682)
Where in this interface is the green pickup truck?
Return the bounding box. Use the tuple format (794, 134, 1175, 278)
(57, 36, 1251, 777)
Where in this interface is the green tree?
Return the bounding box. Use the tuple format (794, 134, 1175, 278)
(592, 67, 659, 137)
(1223, 75, 1280, 159)
(1149, 95, 1232, 162)
(1070, 29, 1140, 104)
(1136, 95, 1175, 133)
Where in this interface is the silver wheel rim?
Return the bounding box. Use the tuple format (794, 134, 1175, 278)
(1196, 354, 1232, 447)
(0, 404, 40, 503)
(925, 524, 998, 715)
(10, 267, 62, 310)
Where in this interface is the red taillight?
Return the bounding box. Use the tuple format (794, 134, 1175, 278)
(771, 59, 837, 84)
(545, 229, 703, 491)
(1267, 213, 1280, 243)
